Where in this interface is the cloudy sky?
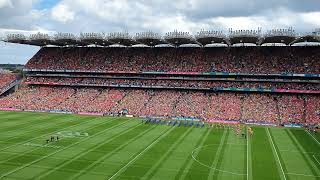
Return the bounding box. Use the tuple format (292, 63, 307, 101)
(0, 0, 320, 64)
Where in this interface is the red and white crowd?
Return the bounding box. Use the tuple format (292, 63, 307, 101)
(25, 46, 320, 74)
(0, 46, 319, 125)
(0, 86, 319, 124)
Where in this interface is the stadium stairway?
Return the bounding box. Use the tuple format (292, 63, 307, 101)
(0, 79, 21, 96)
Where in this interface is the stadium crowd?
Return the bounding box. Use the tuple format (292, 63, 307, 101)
(0, 86, 319, 125)
(0, 46, 319, 126)
(25, 46, 320, 74)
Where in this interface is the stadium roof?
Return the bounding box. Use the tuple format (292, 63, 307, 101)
(2, 28, 320, 47)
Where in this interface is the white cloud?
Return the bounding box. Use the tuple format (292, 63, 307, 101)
(1, 0, 320, 64)
(0, 0, 13, 8)
(301, 12, 320, 27)
(51, 3, 75, 24)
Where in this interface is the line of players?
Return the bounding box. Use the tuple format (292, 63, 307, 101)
(46, 136, 60, 143)
(142, 118, 254, 137)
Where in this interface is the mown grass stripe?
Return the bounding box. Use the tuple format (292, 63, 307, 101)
(140, 127, 194, 180)
(0, 119, 121, 168)
(207, 129, 227, 179)
(266, 128, 287, 180)
(0, 116, 101, 152)
(211, 130, 231, 179)
(247, 127, 252, 180)
(0, 113, 55, 129)
(107, 127, 175, 180)
(68, 125, 159, 180)
(288, 129, 320, 174)
(35, 122, 143, 179)
(175, 128, 213, 180)
(306, 130, 320, 146)
(0, 111, 42, 122)
(145, 126, 207, 180)
(116, 127, 189, 179)
(0, 115, 76, 139)
(0, 119, 128, 178)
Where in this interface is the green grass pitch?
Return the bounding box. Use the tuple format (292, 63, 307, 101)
(0, 111, 319, 180)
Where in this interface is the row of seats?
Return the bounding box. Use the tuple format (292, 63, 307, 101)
(25, 46, 320, 74)
(24, 76, 320, 91)
(0, 86, 319, 124)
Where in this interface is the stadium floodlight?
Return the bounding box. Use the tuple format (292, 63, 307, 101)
(264, 27, 296, 38)
(54, 32, 77, 41)
(80, 32, 104, 40)
(135, 31, 161, 40)
(107, 32, 132, 40)
(164, 30, 193, 40)
(29, 32, 50, 41)
(195, 29, 229, 46)
(6, 33, 27, 42)
(195, 30, 226, 39)
(229, 28, 261, 38)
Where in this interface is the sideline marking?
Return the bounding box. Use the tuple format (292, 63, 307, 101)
(266, 128, 287, 180)
(247, 128, 250, 180)
(0, 118, 95, 152)
(286, 172, 320, 178)
(306, 130, 320, 145)
(0, 120, 127, 179)
(279, 149, 320, 155)
(313, 155, 320, 166)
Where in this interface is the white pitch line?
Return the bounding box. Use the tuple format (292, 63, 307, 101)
(107, 127, 174, 180)
(306, 130, 320, 146)
(266, 128, 287, 180)
(286, 172, 320, 178)
(313, 155, 320, 166)
(0, 120, 128, 179)
(0, 119, 93, 152)
(247, 128, 249, 180)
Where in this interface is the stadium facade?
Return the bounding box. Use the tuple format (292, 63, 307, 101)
(0, 27, 320, 127)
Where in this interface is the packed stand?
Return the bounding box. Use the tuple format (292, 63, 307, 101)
(25, 46, 320, 74)
(0, 86, 319, 124)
